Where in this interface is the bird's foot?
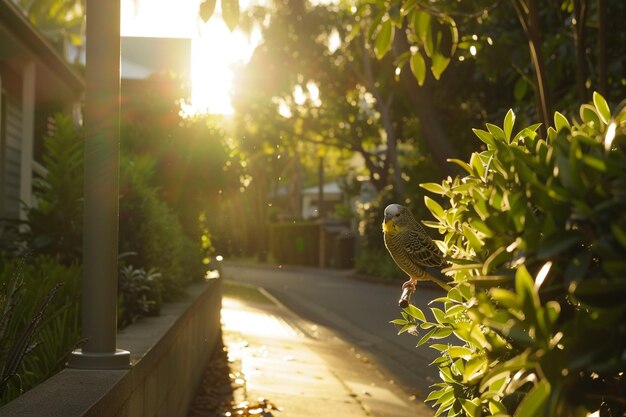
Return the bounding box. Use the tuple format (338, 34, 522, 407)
(398, 280, 416, 308)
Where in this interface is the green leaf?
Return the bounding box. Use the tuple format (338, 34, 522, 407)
(430, 343, 449, 351)
(417, 327, 437, 346)
(469, 219, 493, 237)
(431, 52, 450, 80)
(514, 77, 528, 101)
(400, 0, 417, 15)
(504, 109, 515, 143)
(446, 17, 459, 56)
(420, 182, 447, 195)
(374, 20, 394, 59)
(412, 10, 431, 47)
(221, 0, 240, 31)
(393, 50, 411, 69)
(581, 155, 606, 172)
(431, 307, 446, 324)
(515, 266, 537, 308)
(368, 11, 385, 39)
(448, 346, 473, 359)
(490, 288, 519, 309)
(404, 304, 426, 321)
(489, 400, 507, 414)
(460, 398, 479, 417)
(486, 123, 505, 141)
(462, 224, 483, 253)
(472, 128, 495, 147)
(579, 104, 601, 127)
(425, 388, 447, 402)
(513, 380, 550, 417)
(592, 91, 611, 125)
(444, 304, 465, 318)
(409, 52, 426, 85)
(431, 327, 453, 339)
(447, 158, 472, 175)
(425, 196, 445, 220)
(469, 153, 485, 177)
(554, 111, 570, 132)
(388, 4, 403, 28)
(611, 224, 626, 248)
(199, 0, 217, 22)
(398, 323, 416, 335)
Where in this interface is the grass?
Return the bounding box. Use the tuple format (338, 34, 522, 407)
(222, 280, 274, 305)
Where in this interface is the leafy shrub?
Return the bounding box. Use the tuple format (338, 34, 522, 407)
(117, 264, 161, 329)
(354, 248, 404, 281)
(26, 114, 83, 265)
(0, 256, 81, 405)
(393, 94, 626, 416)
(119, 156, 204, 301)
(269, 222, 319, 266)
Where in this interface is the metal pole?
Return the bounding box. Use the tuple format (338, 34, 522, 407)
(68, 0, 129, 369)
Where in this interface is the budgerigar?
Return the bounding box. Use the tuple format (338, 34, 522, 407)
(382, 204, 450, 303)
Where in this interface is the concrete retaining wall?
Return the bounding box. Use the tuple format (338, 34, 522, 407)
(0, 279, 222, 417)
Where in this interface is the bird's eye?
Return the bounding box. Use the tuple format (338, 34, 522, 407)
(394, 213, 400, 217)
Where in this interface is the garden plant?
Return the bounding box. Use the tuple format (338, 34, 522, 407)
(392, 93, 626, 416)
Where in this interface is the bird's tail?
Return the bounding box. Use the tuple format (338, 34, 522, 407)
(422, 267, 452, 292)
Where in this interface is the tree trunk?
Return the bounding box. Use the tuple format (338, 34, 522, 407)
(512, 0, 552, 131)
(597, 0, 607, 96)
(573, 0, 589, 103)
(392, 29, 460, 177)
(359, 36, 405, 195)
(251, 164, 269, 262)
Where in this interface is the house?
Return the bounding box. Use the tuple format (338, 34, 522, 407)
(301, 182, 345, 219)
(121, 36, 191, 82)
(0, 0, 83, 220)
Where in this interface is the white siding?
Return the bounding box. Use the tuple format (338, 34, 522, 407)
(4, 95, 22, 218)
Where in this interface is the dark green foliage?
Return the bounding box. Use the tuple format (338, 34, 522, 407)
(393, 95, 626, 416)
(119, 156, 204, 301)
(354, 249, 404, 281)
(0, 257, 81, 405)
(269, 222, 319, 266)
(27, 114, 83, 265)
(117, 264, 161, 329)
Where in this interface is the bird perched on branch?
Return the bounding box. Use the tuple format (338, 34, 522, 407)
(382, 204, 450, 306)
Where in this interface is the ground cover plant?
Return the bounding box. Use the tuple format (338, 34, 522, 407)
(393, 94, 626, 416)
(0, 257, 81, 405)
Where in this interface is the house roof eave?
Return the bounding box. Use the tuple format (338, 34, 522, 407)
(0, 0, 84, 94)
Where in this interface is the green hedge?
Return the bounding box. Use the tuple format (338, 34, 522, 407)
(269, 222, 319, 266)
(119, 156, 204, 301)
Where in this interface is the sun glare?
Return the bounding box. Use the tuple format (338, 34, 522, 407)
(122, 0, 260, 117)
(190, 21, 260, 116)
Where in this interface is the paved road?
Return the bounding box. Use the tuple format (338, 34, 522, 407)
(222, 263, 445, 398)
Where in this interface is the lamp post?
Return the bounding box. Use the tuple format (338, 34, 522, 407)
(68, 0, 130, 369)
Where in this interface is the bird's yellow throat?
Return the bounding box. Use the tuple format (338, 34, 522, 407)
(383, 220, 398, 234)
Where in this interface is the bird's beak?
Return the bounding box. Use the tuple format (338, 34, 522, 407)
(384, 213, 393, 222)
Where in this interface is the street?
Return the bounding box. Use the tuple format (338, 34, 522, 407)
(222, 263, 444, 398)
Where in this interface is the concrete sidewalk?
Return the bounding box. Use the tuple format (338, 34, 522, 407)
(218, 281, 434, 417)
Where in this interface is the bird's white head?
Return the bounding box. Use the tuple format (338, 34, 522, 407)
(383, 203, 407, 234)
